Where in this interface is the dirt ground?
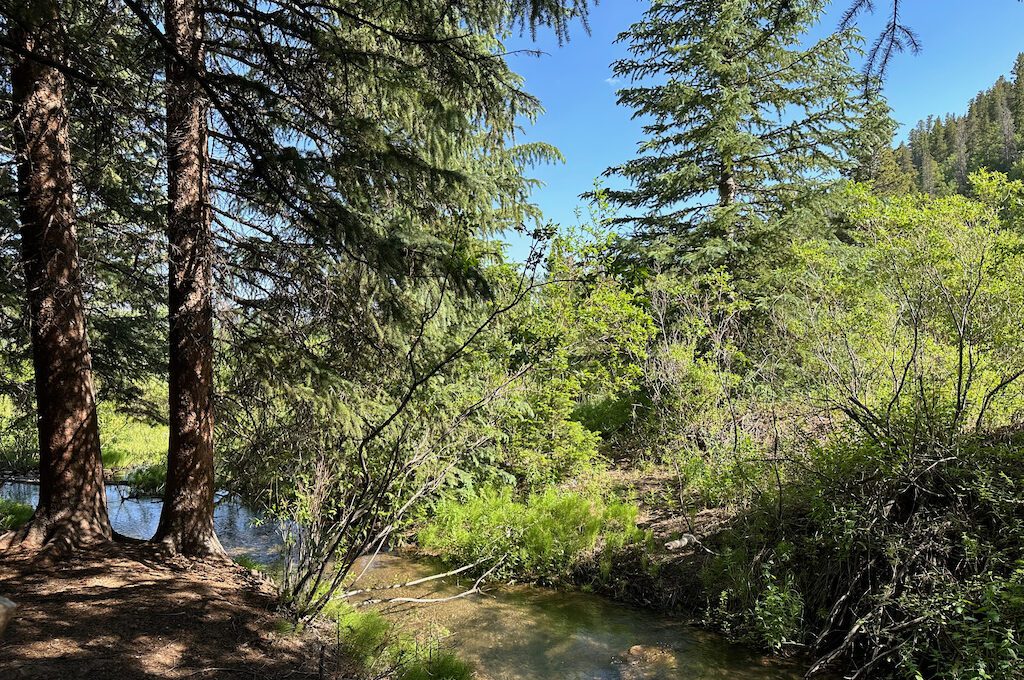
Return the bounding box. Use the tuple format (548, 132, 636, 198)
(0, 543, 335, 679)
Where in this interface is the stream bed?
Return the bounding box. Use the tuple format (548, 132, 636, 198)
(1, 480, 804, 679)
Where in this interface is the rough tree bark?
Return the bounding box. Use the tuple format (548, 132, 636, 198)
(153, 0, 224, 557)
(2, 0, 112, 551)
(718, 167, 737, 207)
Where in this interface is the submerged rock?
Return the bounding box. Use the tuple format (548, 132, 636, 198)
(616, 644, 680, 679)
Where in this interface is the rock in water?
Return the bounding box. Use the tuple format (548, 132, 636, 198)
(0, 596, 15, 637)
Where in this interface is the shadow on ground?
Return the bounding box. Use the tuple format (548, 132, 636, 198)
(0, 543, 334, 679)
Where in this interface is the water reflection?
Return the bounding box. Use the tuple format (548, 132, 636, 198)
(0, 481, 282, 563)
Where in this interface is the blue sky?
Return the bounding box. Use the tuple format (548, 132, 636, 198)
(500, 0, 1024, 258)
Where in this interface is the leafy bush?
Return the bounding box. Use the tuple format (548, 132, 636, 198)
(323, 600, 472, 680)
(420, 486, 645, 582)
(336, 607, 393, 669)
(701, 433, 1024, 678)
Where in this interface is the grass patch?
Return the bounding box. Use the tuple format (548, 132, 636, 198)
(0, 499, 32, 530)
(323, 600, 473, 680)
(234, 555, 264, 571)
(99, 407, 167, 471)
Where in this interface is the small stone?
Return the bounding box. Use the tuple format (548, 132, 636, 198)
(663, 533, 698, 551)
(0, 596, 16, 638)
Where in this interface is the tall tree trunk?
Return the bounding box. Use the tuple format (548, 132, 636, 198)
(154, 0, 224, 556)
(718, 168, 737, 207)
(718, 164, 738, 243)
(3, 0, 112, 551)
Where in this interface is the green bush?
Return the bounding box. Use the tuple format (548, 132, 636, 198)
(336, 607, 393, 669)
(323, 600, 472, 680)
(420, 486, 645, 583)
(700, 434, 1024, 678)
(123, 461, 167, 496)
(0, 499, 32, 530)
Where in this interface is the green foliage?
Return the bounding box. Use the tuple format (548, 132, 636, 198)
(695, 430, 1023, 672)
(489, 221, 655, 491)
(98, 403, 167, 472)
(123, 462, 167, 497)
(420, 486, 645, 583)
(395, 650, 474, 680)
(337, 607, 394, 669)
(0, 498, 32, 531)
(234, 555, 264, 572)
(99, 400, 168, 496)
(0, 395, 35, 473)
(324, 600, 473, 680)
(751, 567, 804, 652)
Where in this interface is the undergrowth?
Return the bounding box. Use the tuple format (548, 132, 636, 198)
(0, 498, 32, 530)
(419, 485, 647, 583)
(699, 433, 1024, 679)
(323, 600, 473, 680)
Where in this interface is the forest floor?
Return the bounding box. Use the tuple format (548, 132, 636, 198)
(0, 543, 342, 680)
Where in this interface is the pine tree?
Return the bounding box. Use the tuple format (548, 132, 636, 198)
(954, 118, 970, 191)
(871, 145, 916, 196)
(995, 83, 1018, 168)
(148, 0, 224, 557)
(604, 0, 872, 270)
(1, 0, 112, 550)
(1013, 54, 1024, 130)
(115, 0, 593, 556)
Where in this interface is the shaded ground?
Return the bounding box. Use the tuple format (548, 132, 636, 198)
(0, 543, 338, 679)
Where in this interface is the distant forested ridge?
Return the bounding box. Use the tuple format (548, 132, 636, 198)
(880, 53, 1024, 194)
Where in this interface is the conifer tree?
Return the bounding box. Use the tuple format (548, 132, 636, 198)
(117, 0, 593, 556)
(1, 0, 112, 549)
(604, 0, 872, 269)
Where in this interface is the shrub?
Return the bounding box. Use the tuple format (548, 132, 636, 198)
(123, 461, 167, 497)
(395, 649, 473, 680)
(336, 607, 392, 669)
(324, 600, 472, 680)
(700, 434, 1024, 677)
(419, 486, 645, 583)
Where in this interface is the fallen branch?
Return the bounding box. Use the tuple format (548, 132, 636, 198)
(353, 557, 504, 608)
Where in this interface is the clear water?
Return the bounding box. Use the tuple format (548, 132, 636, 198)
(0, 480, 282, 563)
(1, 480, 804, 679)
(350, 554, 804, 680)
